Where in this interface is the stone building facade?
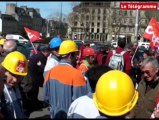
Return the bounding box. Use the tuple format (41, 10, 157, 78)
(68, 2, 149, 43)
(0, 3, 47, 36)
(1, 13, 19, 35)
(0, 3, 68, 38)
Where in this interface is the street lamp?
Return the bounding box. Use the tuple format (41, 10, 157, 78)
(46, 19, 50, 38)
(134, 9, 139, 42)
(113, 22, 117, 40)
(59, 2, 63, 37)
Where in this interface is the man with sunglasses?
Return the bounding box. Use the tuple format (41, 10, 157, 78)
(128, 57, 159, 118)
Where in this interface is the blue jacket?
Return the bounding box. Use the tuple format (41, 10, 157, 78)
(43, 60, 89, 118)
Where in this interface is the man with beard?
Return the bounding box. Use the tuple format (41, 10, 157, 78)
(43, 37, 62, 77)
(43, 40, 89, 119)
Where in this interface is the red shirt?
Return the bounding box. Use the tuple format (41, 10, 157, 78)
(96, 51, 104, 65)
(105, 47, 132, 75)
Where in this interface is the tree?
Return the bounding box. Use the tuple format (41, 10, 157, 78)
(68, 6, 91, 40)
(110, 8, 124, 40)
(45, 10, 68, 38)
(145, 10, 159, 22)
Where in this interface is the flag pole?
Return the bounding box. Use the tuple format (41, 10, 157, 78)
(30, 41, 37, 54)
(131, 45, 139, 67)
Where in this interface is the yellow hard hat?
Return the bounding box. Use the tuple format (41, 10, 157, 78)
(1, 51, 28, 76)
(59, 40, 78, 55)
(0, 39, 5, 45)
(93, 70, 138, 116)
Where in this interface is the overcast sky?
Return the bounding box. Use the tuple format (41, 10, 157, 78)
(0, 2, 78, 19)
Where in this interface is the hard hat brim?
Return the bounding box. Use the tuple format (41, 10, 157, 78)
(93, 91, 139, 116)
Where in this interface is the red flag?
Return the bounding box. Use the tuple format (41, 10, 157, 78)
(24, 27, 43, 42)
(143, 18, 159, 49)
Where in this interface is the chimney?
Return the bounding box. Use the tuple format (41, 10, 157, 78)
(29, 12, 33, 18)
(6, 3, 16, 15)
(35, 9, 40, 14)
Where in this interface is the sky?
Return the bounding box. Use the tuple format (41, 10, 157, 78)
(0, 2, 79, 19)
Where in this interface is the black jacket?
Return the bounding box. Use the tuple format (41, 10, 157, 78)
(28, 52, 47, 87)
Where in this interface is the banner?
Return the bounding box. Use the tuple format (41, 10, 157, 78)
(143, 17, 159, 49)
(24, 27, 43, 42)
(120, 2, 158, 10)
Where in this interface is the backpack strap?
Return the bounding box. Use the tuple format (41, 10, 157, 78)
(112, 50, 116, 55)
(120, 51, 126, 56)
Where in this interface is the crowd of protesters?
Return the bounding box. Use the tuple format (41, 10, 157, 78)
(0, 35, 159, 119)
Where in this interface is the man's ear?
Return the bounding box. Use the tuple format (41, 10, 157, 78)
(68, 53, 72, 59)
(155, 68, 159, 75)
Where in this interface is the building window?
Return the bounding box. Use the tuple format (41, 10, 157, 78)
(91, 28, 94, 33)
(103, 22, 105, 27)
(74, 22, 77, 26)
(116, 10, 120, 16)
(130, 11, 132, 16)
(129, 18, 133, 24)
(86, 27, 89, 32)
(96, 3, 101, 6)
(121, 27, 124, 32)
(91, 34, 94, 39)
(92, 16, 95, 20)
(103, 29, 105, 33)
(97, 28, 99, 33)
(98, 16, 100, 20)
(86, 15, 89, 20)
(103, 16, 106, 20)
(92, 9, 95, 14)
(97, 34, 99, 39)
(84, 3, 89, 6)
(103, 9, 106, 14)
(92, 22, 94, 27)
(86, 22, 89, 27)
(124, 11, 127, 16)
(98, 8, 100, 14)
(97, 23, 100, 27)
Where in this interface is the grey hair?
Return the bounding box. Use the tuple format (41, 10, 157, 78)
(3, 40, 17, 52)
(141, 57, 159, 69)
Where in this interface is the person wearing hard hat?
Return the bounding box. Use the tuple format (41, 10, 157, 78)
(0, 58, 5, 119)
(0, 51, 28, 119)
(44, 37, 62, 76)
(77, 47, 95, 73)
(0, 38, 5, 45)
(0, 39, 5, 57)
(43, 40, 89, 119)
(67, 70, 139, 118)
